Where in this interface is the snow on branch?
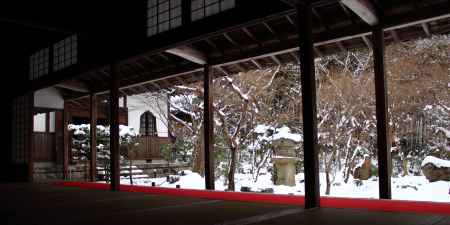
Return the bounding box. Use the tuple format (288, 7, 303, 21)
(224, 76, 249, 101)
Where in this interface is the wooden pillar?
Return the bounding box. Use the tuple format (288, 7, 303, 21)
(373, 26, 392, 199)
(297, 2, 320, 209)
(110, 63, 120, 191)
(90, 94, 97, 182)
(63, 102, 70, 179)
(203, 65, 215, 190)
(27, 94, 34, 182)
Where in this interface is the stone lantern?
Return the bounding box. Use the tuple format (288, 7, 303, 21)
(272, 137, 300, 186)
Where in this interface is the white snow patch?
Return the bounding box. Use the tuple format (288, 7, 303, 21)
(112, 172, 450, 203)
(119, 125, 137, 136)
(421, 156, 450, 168)
(254, 124, 273, 134)
(273, 126, 303, 142)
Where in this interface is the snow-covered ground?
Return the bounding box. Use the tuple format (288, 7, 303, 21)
(117, 170, 450, 203)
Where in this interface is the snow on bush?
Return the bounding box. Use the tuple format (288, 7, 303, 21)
(68, 124, 138, 161)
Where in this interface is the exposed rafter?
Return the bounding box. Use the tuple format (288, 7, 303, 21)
(341, 0, 378, 25)
(166, 46, 207, 65)
(361, 35, 372, 48)
(421, 22, 431, 37)
(55, 80, 90, 93)
(250, 59, 263, 69)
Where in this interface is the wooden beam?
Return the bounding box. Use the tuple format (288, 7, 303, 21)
(421, 22, 431, 37)
(372, 26, 392, 199)
(0, 16, 75, 35)
(361, 35, 372, 48)
(341, 0, 378, 25)
(109, 63, 120, 191)
(312, 8, 330, 31)
(297, 2, 320, 209)
(203, 65, 215, 190)
(313, 48, 322, 58)
(390, 30, 400, 43)
(242, 27, 261, 47)
(270, 55, 282, 65)
(223, 33, 240, 48)
(217, 66, 230, 76)
(250, 59, 263, 69)
(339, 1, 357, 24)
(20, 1, 450, 97)
(166, 46, 207, 65)
(204, 39, 224, 56)
(90, 94, 97, 182)
(55, 80, 90, 93)
(262, 21, 277, 37)
(63, 102, 70, 180)
(336, 41, 346, 52)
(289, 52, 300, 63)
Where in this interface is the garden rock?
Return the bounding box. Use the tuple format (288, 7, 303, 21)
(353, 155, 373, 180)
(421, 156, 450, 182)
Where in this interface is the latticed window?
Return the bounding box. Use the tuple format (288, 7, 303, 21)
(147, 0, 182, 36)
(29, 48, 49, 80)
(12, 95, 33, 163)
(53, 35, 77, 71)
(191, 0, 235, 21)
(140, 111, 157, 136)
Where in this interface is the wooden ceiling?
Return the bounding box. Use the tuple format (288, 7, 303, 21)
(8, 0, 449, 107)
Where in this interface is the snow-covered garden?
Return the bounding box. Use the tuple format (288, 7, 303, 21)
(70, 35, 450, 203)
(117, 170, 450, 203)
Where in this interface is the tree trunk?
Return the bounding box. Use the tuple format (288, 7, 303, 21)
(325, 168, 331, 195)
(402, 158, 409, 176)
(227, 147, 237, 191)
(192, 129, 205, 176)
(129, 159, 133, 185)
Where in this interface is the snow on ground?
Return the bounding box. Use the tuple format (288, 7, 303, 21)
(116, 170, 450, 203)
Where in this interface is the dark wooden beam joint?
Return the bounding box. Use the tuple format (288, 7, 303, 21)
(203, 65, 215, 190)
(297, 2, 320, 209)
(109, 63, 121, 191)
(372, 26, 391, 199)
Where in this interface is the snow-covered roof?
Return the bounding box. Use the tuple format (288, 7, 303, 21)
(421, 156, 450, 168)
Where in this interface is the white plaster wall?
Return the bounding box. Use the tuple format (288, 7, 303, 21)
(127, 94, 168, 137)
(34, 87, 64, 109)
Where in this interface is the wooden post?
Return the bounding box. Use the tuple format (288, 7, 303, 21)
(90, 94, 97, 182)
(203, 65, 215, 190)
(373, 26, 392, 199)
(110, 63, 120, 191)
(63, 102, 70, 179)
(27, 94, 34, 182)
(297, 1, 320, 209)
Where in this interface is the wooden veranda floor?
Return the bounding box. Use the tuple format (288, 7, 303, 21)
(1, 183, 449, 225)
